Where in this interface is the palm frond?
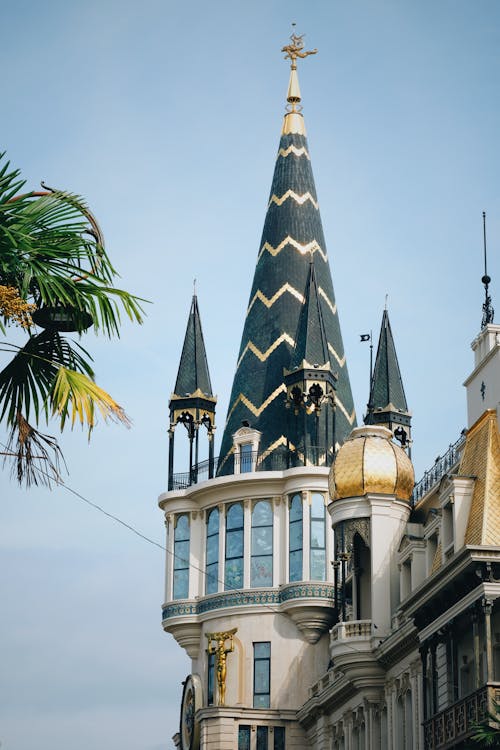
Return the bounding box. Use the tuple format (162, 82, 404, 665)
(2, 412, 65, 487)
(51, 367, 131, 431)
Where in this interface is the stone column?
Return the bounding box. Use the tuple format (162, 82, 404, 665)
(473, 606, 481, 689)
(243, 500, 251, 588)
(483, 598, 494, 684)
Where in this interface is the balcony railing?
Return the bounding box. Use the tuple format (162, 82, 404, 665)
(170, 445, 333, 490)
(423, 683, 500, 750)
(331, 619, 372, 641)
(412, 434, 465, 504)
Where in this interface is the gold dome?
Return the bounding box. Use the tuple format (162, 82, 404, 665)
(329, 425, 414, 502)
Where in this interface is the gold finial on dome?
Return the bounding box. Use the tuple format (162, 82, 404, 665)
(281, 28, 317, 136)
(329, 425, 415, 503)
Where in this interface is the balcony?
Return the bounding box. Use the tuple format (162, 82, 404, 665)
(329, 620, 384, 689)
(170, 445, 333, 490)
(412, 435, 465, 504)
(423, 683, 500, 750)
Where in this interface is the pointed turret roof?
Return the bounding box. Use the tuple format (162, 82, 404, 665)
(218, 40, 356, 473)
(290, 258, 329, 370)
(367, 309, 408, 416)
(173, 294, 213, 398)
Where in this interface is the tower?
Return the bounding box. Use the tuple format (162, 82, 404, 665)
(364, 307, 411, 449)
(160, 35, 357, 750)
(168, 292, 216, 490)
(217, 33, 355, 476)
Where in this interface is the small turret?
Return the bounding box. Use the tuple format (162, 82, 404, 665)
(168, 292, 216, 489)
(364, 308, 411, 450)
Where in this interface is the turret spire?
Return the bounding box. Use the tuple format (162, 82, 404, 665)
(365, 308, 411, 449)
(217, 37, 355, 475)
(168, 293, 216, 489)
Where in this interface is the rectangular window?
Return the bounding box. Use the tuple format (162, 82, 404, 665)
(253, 642, 271, 708)
(205, 507, 219, 594)
(225, 503, 244, 590)
(289, 494, 303, 582)
(207, 651, 215, 706)
(251, 500, 273, 587)
(310, 493, 326, 581)
(238, 725, 251, 750)
(173, 514, 190, 599)
(274, 726, 285, 750)
(241, 442, 253, 473)
(257, 726, 269, 750)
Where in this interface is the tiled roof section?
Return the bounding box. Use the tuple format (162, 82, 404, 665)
(218, 103, 355, 472)
(173, 295, 213, 398)
(369, 309, 408, 413)
(290, 259, 329, 370)
(463, 410, 500, 545)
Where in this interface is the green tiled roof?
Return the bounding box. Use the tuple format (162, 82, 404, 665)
(218, 89, 355, 474)
(173, 294, 213, 398)
(368, 309, 408, 414)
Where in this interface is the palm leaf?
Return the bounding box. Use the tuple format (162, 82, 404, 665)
(51, 367, 130, 431)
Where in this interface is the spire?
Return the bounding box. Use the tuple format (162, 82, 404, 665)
(173, 294, 213, 399)
(217, 37, 356, 475)
(481, 211, 495, 329)
(290, 257, 329, 369)
(168, 294, 216, 489)
(365, 309, 411, 448)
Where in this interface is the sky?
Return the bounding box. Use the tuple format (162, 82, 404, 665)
(1, 1, 499, 748)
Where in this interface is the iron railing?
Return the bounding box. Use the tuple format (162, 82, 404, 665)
(412, 434, 465, 504)
(170, 445, 333, 490)
(423, 683, 500, 749)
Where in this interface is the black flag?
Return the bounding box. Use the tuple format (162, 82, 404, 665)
(360, 334, 370, 342)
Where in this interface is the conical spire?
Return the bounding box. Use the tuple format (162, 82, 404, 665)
(290, 257, 329, 370)
(173, 293, 213, 399)
(365, 308, 411, 446)
(217, 38, 356, 474)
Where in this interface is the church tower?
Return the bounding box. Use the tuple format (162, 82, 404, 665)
(217, 34, 355, 475)
(160, 35, 357, 750)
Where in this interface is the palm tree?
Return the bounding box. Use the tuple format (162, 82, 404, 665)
(0, 152, 145, 486)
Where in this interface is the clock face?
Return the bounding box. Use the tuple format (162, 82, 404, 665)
(180, 674, 201, 750)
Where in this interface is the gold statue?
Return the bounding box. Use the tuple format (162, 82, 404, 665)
(281, 32, 317, 68)
(206, 628, 237, 706)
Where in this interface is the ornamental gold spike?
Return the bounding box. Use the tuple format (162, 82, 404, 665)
(281, 31, 317, 108)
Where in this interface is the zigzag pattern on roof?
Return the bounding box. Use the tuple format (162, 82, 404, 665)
(247, 283, 304, 314)
(328, 342, 346, 367)
(268, 190, 319, 210)
(336, 398, 356, 425)
(318, 287, 337, 315)
(258, 236, 327, 262)
(237, 333, 295, 369)
(226, 384, 287, 422)
(278, 145, 310, 160)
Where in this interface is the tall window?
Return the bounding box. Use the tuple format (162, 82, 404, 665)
(207, 651, 215, 706)
(274, 727, 285, 750)
(238, 725, 251, 750)
(225, 503, 244, 590)
(289, 493, 303, 582)
(257, 726, 268, 750)
(251, 501, 273, 587)
(205, 507, 219, 594)
(173, 514, 190, 599)
(240, 442, 253, 472)
(253, 642, 271, 708)
(310, 493, 326, 580)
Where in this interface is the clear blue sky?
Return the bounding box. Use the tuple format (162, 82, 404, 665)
(1, 2, 499, 748)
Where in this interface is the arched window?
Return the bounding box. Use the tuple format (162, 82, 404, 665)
(205, 507, 219, 594)
(289, 494, 303, 582)
(310, 493, 326, 580)
(225, 503, 244, 590)
(251, 501, 273, 587)
(173, 514, 190, 599)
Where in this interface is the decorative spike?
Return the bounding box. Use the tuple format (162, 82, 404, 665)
(481, 211, 495, 329)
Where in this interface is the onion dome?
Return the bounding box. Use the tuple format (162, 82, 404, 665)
(328, 425, 414, 502)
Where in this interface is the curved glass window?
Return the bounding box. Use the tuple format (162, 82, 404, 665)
(289, 494, 303, 582)
(251, 500, 273, 587)
(225, 503, 244, 590)
(310, 493, 326, 580)
(173, 514, 190, 599)
(205, 507, 219, 594)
